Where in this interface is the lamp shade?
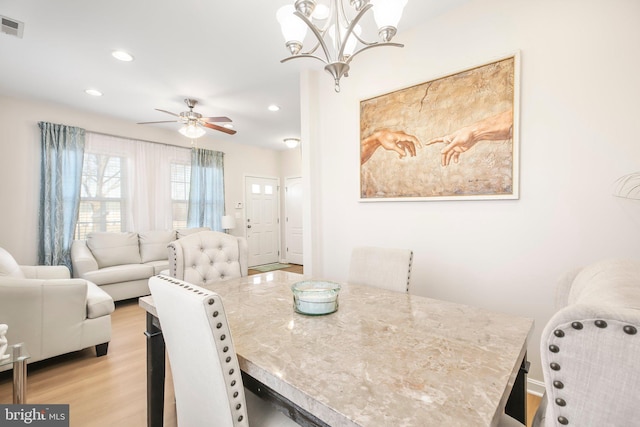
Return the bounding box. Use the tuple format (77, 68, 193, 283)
(370, 0, 408, 30)
(178, 123, 206, 139)
(221, 215, 236, 230)
(276, 5, 308, 43)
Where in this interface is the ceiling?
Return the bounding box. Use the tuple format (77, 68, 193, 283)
(0, 0, 466, 150)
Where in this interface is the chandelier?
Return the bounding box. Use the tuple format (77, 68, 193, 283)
(277, 0, 408, 92)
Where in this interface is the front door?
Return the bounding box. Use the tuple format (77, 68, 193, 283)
(245, 176, 279, 267)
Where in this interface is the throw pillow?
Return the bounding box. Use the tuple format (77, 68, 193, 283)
(87, 232, 142, 269)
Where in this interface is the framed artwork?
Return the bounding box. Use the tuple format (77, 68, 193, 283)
(359, 53, 520, 201)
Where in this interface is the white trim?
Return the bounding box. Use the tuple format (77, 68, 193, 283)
(527, 378, 545, 397)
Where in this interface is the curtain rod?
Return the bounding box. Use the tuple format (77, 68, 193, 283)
(86, 129, 225, 154)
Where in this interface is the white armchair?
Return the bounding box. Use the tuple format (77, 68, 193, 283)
(0, 247, 114, 371)
(168, 230, 248, 286)
(533, 259, 640, 427)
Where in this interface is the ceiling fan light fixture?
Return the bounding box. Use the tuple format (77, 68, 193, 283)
(178, 123, 206, 139)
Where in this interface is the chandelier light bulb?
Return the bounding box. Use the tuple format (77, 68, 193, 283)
(370, 0, 407, 38)
(277, 4, 308, 54)
(311, 3, 330, 20)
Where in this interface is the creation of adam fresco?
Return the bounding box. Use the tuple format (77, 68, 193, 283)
(360, 56, 517, 200)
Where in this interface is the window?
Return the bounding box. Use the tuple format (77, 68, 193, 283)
(75, 133, 193, 238)
(76, 153, 126, 239)
(171, 162, 191, 229)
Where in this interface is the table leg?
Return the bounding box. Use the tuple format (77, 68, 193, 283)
(505, 352, 529, 424)
(145, 313, 165, 427)
(12, 358, 27, 404)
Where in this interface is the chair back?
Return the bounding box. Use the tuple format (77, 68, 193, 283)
(168, 230, 248, 286)
(348, 246, 413, 293)
(149, 275, 249, 427)
(536, 259, 640, 427)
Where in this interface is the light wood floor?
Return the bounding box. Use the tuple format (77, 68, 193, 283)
(0, 264, 540, 426)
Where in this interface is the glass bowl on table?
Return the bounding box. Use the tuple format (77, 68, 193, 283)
(291, 280, 341, 316)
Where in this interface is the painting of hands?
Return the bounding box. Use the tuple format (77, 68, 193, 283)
(359, 55, 518, 200)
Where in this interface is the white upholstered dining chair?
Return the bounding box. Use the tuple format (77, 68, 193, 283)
(149, 275, 299, 427)
(168, 230, 248, 286)
(348, 246, 413, 293)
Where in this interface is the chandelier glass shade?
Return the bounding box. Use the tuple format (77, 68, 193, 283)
(277, 0, 408, 92)
(178, 122, 206, 139)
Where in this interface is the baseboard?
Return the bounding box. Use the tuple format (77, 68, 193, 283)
(527, 378, 545, 396)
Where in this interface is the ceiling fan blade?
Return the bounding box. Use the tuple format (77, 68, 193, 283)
(202, 122, 237, 135)
(200, 116, 232, 123)
(137, 120, 179, 124)
(155, 109, 180, 117)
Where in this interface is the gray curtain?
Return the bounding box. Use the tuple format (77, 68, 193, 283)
(38, 122, 85, 269)
(187, 148, 225, 231)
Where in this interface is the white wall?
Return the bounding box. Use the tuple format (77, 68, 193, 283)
(301, 0, 640, 389)
(0, 94, 283, 264)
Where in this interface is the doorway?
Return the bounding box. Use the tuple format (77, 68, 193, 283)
(244, 176, 279, 267)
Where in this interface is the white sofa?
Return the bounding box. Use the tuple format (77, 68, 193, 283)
(0, 247, 114, 372)
(533, 259, 640, 427)
(71, 228, 209, 301)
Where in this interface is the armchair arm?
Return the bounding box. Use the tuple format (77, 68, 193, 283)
(554, 267, 581, 310)
(540, 259, 640, 427)
(0, 277, 89, 360)
(20, 265, 70, 280)
(71, 240, 99, 278)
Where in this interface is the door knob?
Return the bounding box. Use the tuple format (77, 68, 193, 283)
(247, 225, 252, 229)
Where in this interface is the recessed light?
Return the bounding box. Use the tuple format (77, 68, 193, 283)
(112, 50, 134, 62)
(85, 89, 103, 97)
(268, 104, 280, 112)
(223, 124, 234, 129)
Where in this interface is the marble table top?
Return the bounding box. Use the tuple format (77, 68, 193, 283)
(140, 271, 533, 427)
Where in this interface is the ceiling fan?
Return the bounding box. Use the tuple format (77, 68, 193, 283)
(138, 98, 237, 137)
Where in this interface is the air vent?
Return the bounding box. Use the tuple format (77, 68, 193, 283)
(1, 16, 24, 38)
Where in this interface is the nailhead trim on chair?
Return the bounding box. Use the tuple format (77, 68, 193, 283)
(155, 275, 249, 426)
(546, 319, 640, 427)
(406, 251, 414, 293)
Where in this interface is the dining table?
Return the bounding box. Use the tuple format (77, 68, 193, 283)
(139, 271, 533, 427)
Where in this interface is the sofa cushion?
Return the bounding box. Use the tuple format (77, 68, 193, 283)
(139, 230, 176, 263)
(82, 264, 154, 286)
(85, 281, 115, 319)
(87, 232, 142, 268)
(176, 227, 210, 239)
(0, 247, 25, 278)
(145, 260, 171, 275)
